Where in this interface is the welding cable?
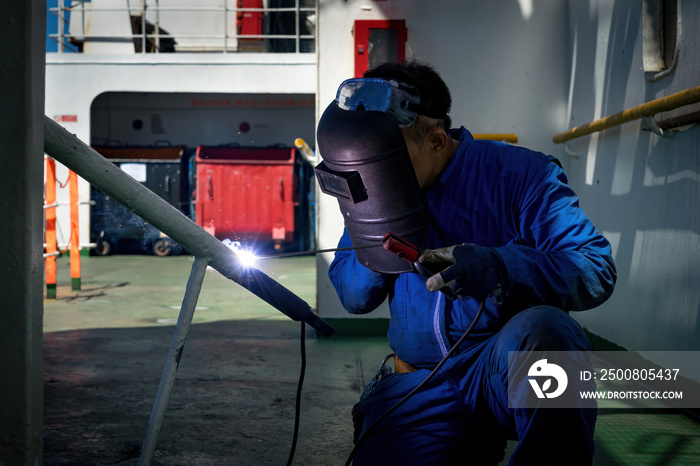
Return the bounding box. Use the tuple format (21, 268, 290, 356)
(257, 243, 383, 260)
(286, 320, 307, 466)
(344, 299, 486, 466)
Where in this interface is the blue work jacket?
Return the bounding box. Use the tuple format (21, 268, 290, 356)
(329, 128, 616, 368)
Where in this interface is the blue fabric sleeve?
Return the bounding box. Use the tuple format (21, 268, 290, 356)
(328, 229, 394, 314)
(495, 161, 617, 312)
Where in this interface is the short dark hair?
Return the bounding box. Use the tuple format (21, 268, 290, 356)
(363, 60, 452, 137)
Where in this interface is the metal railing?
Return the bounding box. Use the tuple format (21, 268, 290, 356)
(48, 0, 316, 54)
(553, 85, 700, 143)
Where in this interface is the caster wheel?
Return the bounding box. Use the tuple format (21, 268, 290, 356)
(153, 238, 172, 257)
(95, 239, 111, 256)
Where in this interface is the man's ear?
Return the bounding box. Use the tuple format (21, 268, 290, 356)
(428, 128, 450, 157)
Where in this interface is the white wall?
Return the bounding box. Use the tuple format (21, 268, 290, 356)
(90, 92, 315, 148)
(316, 0, 570, 319)
(45, 53, 316, 250)
(563, 0, 700, 375)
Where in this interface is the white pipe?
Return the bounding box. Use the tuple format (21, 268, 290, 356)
(43, 200, 95, 209)
(138, 256, 208, 465)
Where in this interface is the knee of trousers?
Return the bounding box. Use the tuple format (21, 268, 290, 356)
(498, 305, 591, 353)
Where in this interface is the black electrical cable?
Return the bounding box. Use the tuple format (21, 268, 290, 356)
(257, 243, 383, 260)
(344, 299, 486, 466)
(286, 320, 306, 466)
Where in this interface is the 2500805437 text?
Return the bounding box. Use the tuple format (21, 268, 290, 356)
(580, 368, 680, 381)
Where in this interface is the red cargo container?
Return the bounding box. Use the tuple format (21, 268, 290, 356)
(194, 146, 296, 248)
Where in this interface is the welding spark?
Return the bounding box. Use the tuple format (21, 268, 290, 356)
(235, 248, 258, 267)
(222, 239, 258, 268)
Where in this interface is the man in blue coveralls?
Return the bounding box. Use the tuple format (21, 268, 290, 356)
(328, 61, 617, 465)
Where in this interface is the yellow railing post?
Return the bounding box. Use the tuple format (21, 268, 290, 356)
(553, 85, 700, 144)
(473, 133, 519, 144)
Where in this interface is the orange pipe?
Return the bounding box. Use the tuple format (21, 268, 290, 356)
(69, 170, 81, 291)
(46, 157, 58, 299)
(553, 85, 700, 144)
(473, 133, 518, 143)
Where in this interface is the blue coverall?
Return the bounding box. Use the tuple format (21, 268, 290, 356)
(329, 128, 617, 465)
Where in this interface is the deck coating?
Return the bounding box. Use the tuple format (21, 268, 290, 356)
(43, 254, 700, 465)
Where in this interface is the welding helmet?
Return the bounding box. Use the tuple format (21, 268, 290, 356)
(315, 98, 428, 274)
(335, 78, 422, 128)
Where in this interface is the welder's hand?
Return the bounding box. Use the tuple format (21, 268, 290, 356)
(418, 244, 505, 299)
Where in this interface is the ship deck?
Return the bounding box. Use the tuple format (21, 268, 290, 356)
(43, 254, 700, 465)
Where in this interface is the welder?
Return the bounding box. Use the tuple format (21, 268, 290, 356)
(322, 61, 616, 465)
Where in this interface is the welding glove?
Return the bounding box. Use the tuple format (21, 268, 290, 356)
(418, 244, 505, 299)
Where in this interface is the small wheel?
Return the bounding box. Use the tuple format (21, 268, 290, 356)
(95, 239, 111, 256)
(153, 238, 172, 257)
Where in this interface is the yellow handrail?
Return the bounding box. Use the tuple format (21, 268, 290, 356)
(473, 133, 518, 143)
(553, 85, 700, 144)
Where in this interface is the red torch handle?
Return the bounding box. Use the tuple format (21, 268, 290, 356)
(382, 233, 421, 263)
(382, 233, 458, 301)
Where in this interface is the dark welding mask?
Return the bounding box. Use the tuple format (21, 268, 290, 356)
(315, 79, 428, 274)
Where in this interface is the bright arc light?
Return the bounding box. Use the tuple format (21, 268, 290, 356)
(235, 249, 258, 268)
(222, 239, 258, 268)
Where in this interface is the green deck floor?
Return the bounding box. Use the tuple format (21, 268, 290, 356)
(43, 254, 700, 465)
(595, 412, 700, 465)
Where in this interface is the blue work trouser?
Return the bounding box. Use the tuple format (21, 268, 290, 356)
(352, 306, 597, 466)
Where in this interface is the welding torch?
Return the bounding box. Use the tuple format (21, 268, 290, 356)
(253, 233, 459, 300)
(254, 243, 381, 259)
(381, 233, 459, 300)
